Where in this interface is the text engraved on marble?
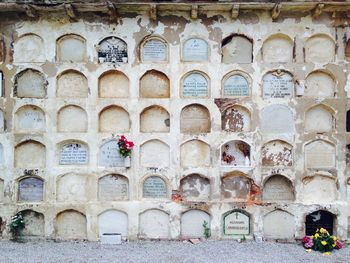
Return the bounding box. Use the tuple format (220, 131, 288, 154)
(60, 143, 88, 165)
(224, 211, 249, 235)
(183, 38, 208, 61)
(223, 75, 249, 97)
(263, 72, 293, 98)
(143, 40, 167, 62)
(143, 176, 167, 198)
(99, 140, 125, 167)
(183, 73, 208, 97)
(19, 178, 43, 202)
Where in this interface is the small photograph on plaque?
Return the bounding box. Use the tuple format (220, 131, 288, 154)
(183, 38, 208, 62)
(142, 37, 168, 62)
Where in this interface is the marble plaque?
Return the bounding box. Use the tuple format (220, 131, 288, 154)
(183, 38, 208, 61)
(60, 143, 88, 165)
(98, 37, 128, 63)
(143, 39, 167, 62)
(262, 175, 294, 201)
(99, 140, 126, 167)
(98, 174, 128, 201)
(17, 107, 45, 130)
(18, 177, 43, 202)
(263, 72, 293, 98)
(223, 75, 249, 97)
(305, 140, 335, 169)
(224, 211, 249, 235)
(143, 176, 167, 198)
(182, 73, 208, 98)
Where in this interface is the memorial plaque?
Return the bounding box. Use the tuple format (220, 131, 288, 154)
(183, 38, 208, 61)
(305, 140, 335, 169)
(18, 177, 43, 202)
(305, 210, 334, 236)
(182, 73, 208, 98)
(98, 174, 128, 201)
(98, 37, 128, 63)
(60, 143, 88, 165)
(224, 211, 250, 235)
(262, 175, 294, 201)
(143, 176, 167, 198)
(17, 107, 45, 130)
(223, 75, 249, 97)
(263, 72, 293, 98)
(99, 140, 126, 167)
(143, 39, 167, 62)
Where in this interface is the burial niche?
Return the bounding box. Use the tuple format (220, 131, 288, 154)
(181, 210, 210, 238)
(304, 140, 335, 169)
(140, 106, 170, 133)
(262, 70, 294, 99)
(56, 210, 87, 240)
(262, 34, 293, 63)
(98, 139, 129, 167)
(180, 174, 210, 201)
(181, 71, 209, 98)
(57, 173, 87, 202)
(56, 34, 86, 62)
(346, 144, 350, 167)
(222, 34, 253, 64)
(305, 105, 334, 133)
(14, 34, 45, 63)
(139, 209, 170, 239)
(347, 110, 350, 132)
(262, 175, 294, 201)
(98, 174, 129, 201)
(143, 176, 167, 199)
(142, 37, 168, 62)
(140, 70, 170, 98)
(98, 70, 129, 98)
(263, 210, 295, 239)
(0, 110, 4, 132)
(98, 37, 128, 63)
(18, 177, 43, 202)
(221, 172, 251, 200)
(223, 210, 250, 236)
(15, 140, 45, 168)
(20, 210, 45, 237)
(180, 140, 210, 168)
(221, 140, 250, 166)
(305, 210, 335, 236)
(302, 175, 336, 203)
(57, 70, 88, 98)
(57, 105, 87, 132)
(59, 142, 88, 165)
(261, 140, 293, 167)
(305, 71, 335, 98)
(99, 210, 128, 239)
(14, 69, 47, 98)
(305, 34, 335, 63)
(180, 104, 210, 134)
(182, 38, 208, 62)
(99, 106, 130, 133)
(346, 40, 350, 60)
(222, 105, 251, 132)
(140, 140, 170, 168)
(222, 72, 250, 97)
(260, 104, 294, 134)
(15, 105, 45, 132)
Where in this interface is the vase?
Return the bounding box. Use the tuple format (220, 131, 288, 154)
(124, 156, 131, 167)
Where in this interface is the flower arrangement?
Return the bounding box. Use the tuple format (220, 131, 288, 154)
(117, 135, 134, 158)
(302, 228, 343, 255)
(9, 212, 25, 241)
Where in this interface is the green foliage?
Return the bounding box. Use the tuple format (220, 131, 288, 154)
(242, 235, 246, 242)
(9, 212, 25, 240)
(312, 228, 336, 253)
(202, 220, 210, 239)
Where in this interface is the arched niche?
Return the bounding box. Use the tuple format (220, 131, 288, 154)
(180, 140, 210, 168)
(0, 109, 4, 132)
(222, 34, 253, 64)
(222, 105, 251, 132)
(263, 210, 295, 239)
(139, 209, 169, 239)
(223, 210, 251, 236)
(18, 177, 44, 202)
(262, 175, 294, 201)
(182, 38, 208, 62)
(180, 104, 211, 134)
(221, 140, 251, 167)
(222, 72, 250, 97)
(20, 210, 45, 237)
(56, 34, 86, 62)
(56, 173, 88, 202)
(180, 174, 210, 201)
(99, 210, 128, 239)
(14, 69, 47, 98)
(0, 39, 5, 63)
(0, 143, 3, 166)
(305, 140, 335, 169)
(305, 210, 335, 236)
(302, 175, 337, 203)
(143, 176, 167, 199)
(221, 172, 251, 200)
(97, 37, 128, 63)
(57, 105, 87, 132)
(181, 71, 209, 98)
(13, 34, 45, 63)
(98, 174, 129, 201)
(305, 71, 335, 98)
(56, 70, 88, 98)
(140, 140, 170, 168)
(305, 105, 334, 133)
(261, 140, 293, 167)
(262, 70, 294, 99)
(347, 110, 350, 132)
(139, 70, 170, 98)
(140, 106, 170, 133)
(305, 34, 335, 63)
(98, 139, 129, 167)
(260, 104, 294, 134)
(262, 34, 293, 63)
(99, 106, 130, 133)
(346, 144, 350, 167)
(15, 140, 45, 168)
(141, 37, 168, 62)
(346, 39, 350, 60)
(59, 141, 88, 165)
(181, 210, 210, 238)
(56, 210, 87, 240)
(15, 105, 45, 132)
(98, 70, 129, 98)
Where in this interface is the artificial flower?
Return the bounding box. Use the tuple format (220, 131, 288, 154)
(323, 252, 330, 256)
(321, 240, 327, 246)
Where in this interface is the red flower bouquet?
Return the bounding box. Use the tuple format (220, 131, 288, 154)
(117, 135, 134, 157)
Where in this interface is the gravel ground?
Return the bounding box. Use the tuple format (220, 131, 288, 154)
(0, 240, 349, 263)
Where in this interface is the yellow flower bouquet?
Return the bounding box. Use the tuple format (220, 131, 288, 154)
(302, 228, 343, 253)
